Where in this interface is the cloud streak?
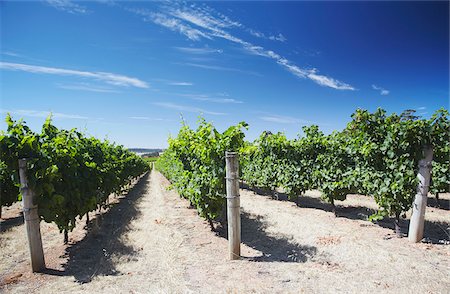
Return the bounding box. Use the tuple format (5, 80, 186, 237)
(1, 51, 22, 57)
(167, 81, 193, 86)
(130, 8, 211, 41)
(0, 62, 149, 88)
(174, 46, 223, 54)
(179, 62, 262, 77)
(152, 78, 193, 86)
(46, 0, 90, 14)
(153, 102, 226, 115)
(136, 3, 354, 90)
(178, 93, 243, 104)
(259, 114, 309, 124)
(56, 83, 120, 93)
(129, 116, 172, 121)
(372, 84, 389, 95)
(1, 109, 88, 120)
(248, 30, 287, 42)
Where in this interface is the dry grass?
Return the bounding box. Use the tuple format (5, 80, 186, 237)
(1, 170, 449, 293)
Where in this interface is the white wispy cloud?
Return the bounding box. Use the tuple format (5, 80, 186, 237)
(248, 30, 264, 38)
(152, 102, 226, 115)
(167, 81, 193, 86)
(180, 62, 262, 77)
(129, 116, 171, 121)
(56, 82, 120, 93)
(170, 5, 241, 30)
(1, 51, 22, 57)
(129, 8, 211, 41)
(174, 46, 223, 54)
(178, 93, 243, 104)
(185, 57, 216, 63)
(259, 114, 309, 124)
(191, 97, 242, 104)
(307, 70, 355, 90)
(248, 30, 287, 42)
(372, 84, 389, 95)
(269, 33, 287, 42)
(152, 78, 193, 86)
(46, 0, 90, 14)
(1, 109, 88, 120)
(1, 51, 49, 63)
(417, 106, 426, 110)
(137, 3, 354, 90)
(0, 62, 149, 88)
(129, 116, 153, 120)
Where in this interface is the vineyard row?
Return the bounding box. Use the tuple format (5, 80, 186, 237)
(156, 108, 449, 235)
(0, 114, 150, 241)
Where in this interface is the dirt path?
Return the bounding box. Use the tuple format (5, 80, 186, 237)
(1, 169, 449, 293)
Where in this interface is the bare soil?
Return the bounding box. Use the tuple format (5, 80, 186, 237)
(1, 169, 449, 293)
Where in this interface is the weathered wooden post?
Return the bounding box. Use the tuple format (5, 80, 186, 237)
(225, 151, 241, 260)
(18, 159, 46, 272)
(408, 147, 433, 243)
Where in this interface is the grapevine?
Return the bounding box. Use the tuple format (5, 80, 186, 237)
(155, 118, 247, 226)
(0, 114, 150, 241)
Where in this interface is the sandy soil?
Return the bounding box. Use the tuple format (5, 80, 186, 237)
(1, 169, 449, 293)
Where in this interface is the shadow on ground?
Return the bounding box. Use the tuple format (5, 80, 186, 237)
(241, 183, 450, 244)
(427, 196, 450, 211)
(43, 173, 151, 283)
(216, 211, 317, 263)
(0, 214, 24, 233)
(375, 218, 450, 244)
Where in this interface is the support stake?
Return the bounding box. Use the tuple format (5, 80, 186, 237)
(408, 147, 433, 243)
(18, 159, 46, 272)
(225, 151, 241, 260)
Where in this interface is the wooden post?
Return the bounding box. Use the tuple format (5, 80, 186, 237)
(225, 151, 241, 260)
(408, 147, 433, 243)
(18, 159, 46, 272)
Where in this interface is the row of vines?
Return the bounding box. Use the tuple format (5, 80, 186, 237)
(155, 118, 247, 227)
(241, 108, 449, 233)
(0, 114, 150, 242)
(156, 108, 449, 234)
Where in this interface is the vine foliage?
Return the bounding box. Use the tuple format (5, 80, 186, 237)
(155, 118, 247, 223)
(0, 114, 150, 235)
(241, 108, 449, 224)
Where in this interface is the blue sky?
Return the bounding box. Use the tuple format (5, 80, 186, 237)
(1, 1, 448, 148)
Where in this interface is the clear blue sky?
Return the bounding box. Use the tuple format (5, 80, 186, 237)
(1, 1, 448, 148)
